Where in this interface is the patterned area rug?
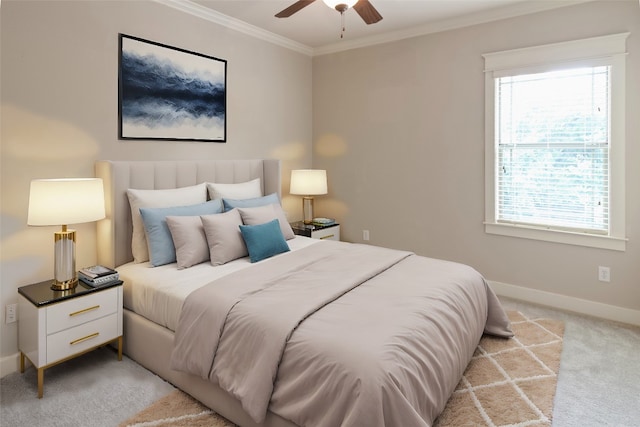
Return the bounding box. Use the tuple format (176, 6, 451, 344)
(434, 310, 564, 426)
(120, 311, 564, 427)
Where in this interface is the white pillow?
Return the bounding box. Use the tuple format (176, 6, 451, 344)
(166, 215, 210, 269)
(207, 178, 262, 200)
(126, 183, 207, 263)
(237, 204, 295, 240)
(201, 209, 248, 266)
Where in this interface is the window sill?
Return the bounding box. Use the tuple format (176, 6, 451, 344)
(484, 222, 627, 251)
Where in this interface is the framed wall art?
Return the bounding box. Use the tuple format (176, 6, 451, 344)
(118, 34, 227, 142)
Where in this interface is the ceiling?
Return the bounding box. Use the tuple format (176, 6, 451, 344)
(162, 0, 594, 55)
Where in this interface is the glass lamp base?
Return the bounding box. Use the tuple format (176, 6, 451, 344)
(53, 228, 77, 290)
(302, 196, 314, 224)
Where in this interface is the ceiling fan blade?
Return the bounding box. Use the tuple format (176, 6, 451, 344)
(275, 0, 316, 18)
(353, 0, 383, 24)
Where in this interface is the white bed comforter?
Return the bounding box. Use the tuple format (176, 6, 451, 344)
(118, 236, 319, 331)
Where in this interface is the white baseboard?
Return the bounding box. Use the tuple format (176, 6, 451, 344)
(489, 280, 640, 327)
(1, 352, 21, 378)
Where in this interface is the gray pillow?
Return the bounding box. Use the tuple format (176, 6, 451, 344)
(166, 215, 211, 269)
(201, 209, 248, 266)
(237, 204, 295, 240)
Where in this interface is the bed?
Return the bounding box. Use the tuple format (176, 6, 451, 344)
(95, 159, 512, 427)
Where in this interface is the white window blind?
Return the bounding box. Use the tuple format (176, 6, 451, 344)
(495, 66, 610, 234)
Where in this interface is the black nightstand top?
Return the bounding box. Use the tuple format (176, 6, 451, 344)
(18, 279, 123, 307)
(290, 221, 339, 232)
(290, 221, 340, 238)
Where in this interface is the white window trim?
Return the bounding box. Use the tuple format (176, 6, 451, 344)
(483, 33, 628, 251)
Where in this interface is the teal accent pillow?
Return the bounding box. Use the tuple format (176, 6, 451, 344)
(140, 199, 223, 266)
(223, 193, 279, 211)
(239, 219, 290, 263)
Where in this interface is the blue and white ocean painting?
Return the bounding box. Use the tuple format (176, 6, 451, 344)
(119, 35, 226, 141)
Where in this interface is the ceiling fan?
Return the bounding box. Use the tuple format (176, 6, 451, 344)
(276, 0, 383, 38)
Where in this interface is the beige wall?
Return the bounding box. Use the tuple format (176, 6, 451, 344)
(313, 1, 640, 314)
(0, 0, 312, 360)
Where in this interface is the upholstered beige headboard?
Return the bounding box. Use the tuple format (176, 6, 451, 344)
(95, 160, 281, 268)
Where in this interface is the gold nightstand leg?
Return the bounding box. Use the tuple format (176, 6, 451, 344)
(117, 336, 123, 361)
(20, 352, 25, 373)
(37, 367, 44, 398)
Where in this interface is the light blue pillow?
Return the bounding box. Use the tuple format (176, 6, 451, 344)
(140, 199, 223, 266)
(239, 219, 290, 263)
(223, 193, 280, 211)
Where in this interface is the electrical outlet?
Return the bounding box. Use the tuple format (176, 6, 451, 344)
(363, 230, 370, 241)
(5, 303, 17, 324)
(598, 266, 610, 283)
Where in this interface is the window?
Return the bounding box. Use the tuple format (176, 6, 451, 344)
(497, 67, 609, 233)
(483, 34, 628, 251)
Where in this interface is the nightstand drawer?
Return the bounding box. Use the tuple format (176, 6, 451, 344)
(46, 287, 118, 334)
(290, 222, 340, 241)
(46, 312, 119, 364)
(312, 225, 340, 240)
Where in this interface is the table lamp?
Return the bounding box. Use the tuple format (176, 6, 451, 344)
(27, 178, 106, 290)
(290, 170, 328, 224)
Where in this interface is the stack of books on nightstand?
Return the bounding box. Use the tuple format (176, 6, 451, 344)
(78, 265, 119, 287)
(312, 217, 336, 227)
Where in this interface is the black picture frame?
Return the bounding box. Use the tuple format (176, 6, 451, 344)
(118, 34, 227, 142)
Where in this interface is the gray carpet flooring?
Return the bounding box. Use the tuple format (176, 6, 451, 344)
(1, 296, 639, 426)
(0, 346, 175, 426)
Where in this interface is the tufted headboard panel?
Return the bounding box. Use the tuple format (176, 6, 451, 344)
(95, 159, 281, 268)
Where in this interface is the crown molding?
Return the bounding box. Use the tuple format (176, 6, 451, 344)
(156, 0, 597, 58)
(153, 0, 314, 56)
(314, 0, 596, 56)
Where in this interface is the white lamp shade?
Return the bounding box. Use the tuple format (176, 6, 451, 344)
(323, 0, 358, 9)
(28, 178, 106, 226)
(290, 170, 328, 196)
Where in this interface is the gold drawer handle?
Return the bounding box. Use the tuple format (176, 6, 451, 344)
(70, 332, 99, 346)
(320, 234, 335, 240)
(69, 305, 100, 317)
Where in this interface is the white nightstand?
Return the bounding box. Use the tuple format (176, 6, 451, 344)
(18, 279, 123, 398)
(290, 221, 340, 241)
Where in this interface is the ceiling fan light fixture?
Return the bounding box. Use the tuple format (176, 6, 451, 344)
(322, 0, 358, 11)
(275, 0, 381, 39)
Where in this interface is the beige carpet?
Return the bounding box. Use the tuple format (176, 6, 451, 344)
(120, 311, 563, 427)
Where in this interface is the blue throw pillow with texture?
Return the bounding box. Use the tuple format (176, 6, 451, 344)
(239, 219, 290, 263)
(223, 193, 280, 211)
(140, 199, 223, 266)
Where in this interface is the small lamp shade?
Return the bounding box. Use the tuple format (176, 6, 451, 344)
(290, 170, 328, 196)
(290, 170, 328, 224)
(28, 178, 106, 290)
